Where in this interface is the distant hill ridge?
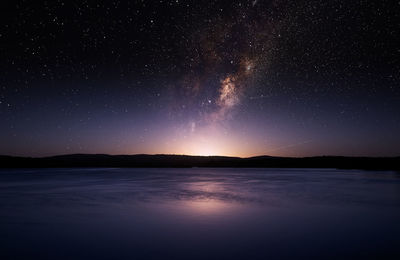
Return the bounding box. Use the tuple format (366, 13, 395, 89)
(0, 154, 399, 170)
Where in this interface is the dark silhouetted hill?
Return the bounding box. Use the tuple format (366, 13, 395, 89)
(0, 154, 399, 170)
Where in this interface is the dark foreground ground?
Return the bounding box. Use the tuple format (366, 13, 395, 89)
(1, 154, 399, 170)
(1, 168, 400, 260)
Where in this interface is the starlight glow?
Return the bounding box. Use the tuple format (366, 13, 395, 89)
(0, 1, 398, 157)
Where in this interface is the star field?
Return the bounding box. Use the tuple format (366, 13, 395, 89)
(0, 0, 399, 157)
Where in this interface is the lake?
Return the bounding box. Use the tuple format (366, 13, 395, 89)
(1, 168, 399, 259)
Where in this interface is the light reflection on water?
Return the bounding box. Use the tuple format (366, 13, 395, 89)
(0, 168, 400, 259)
(181, 198, 233, 214)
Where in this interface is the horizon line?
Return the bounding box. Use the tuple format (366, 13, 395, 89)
(1, 153, 399, 159)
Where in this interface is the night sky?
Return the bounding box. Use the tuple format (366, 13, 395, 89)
(1, 0, 399, 157)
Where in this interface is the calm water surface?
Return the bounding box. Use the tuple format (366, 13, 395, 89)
(1, 168, 399, 259)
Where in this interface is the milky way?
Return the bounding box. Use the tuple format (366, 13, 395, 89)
(170, 1, 282, 132)
(0, 1, 399, 157)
